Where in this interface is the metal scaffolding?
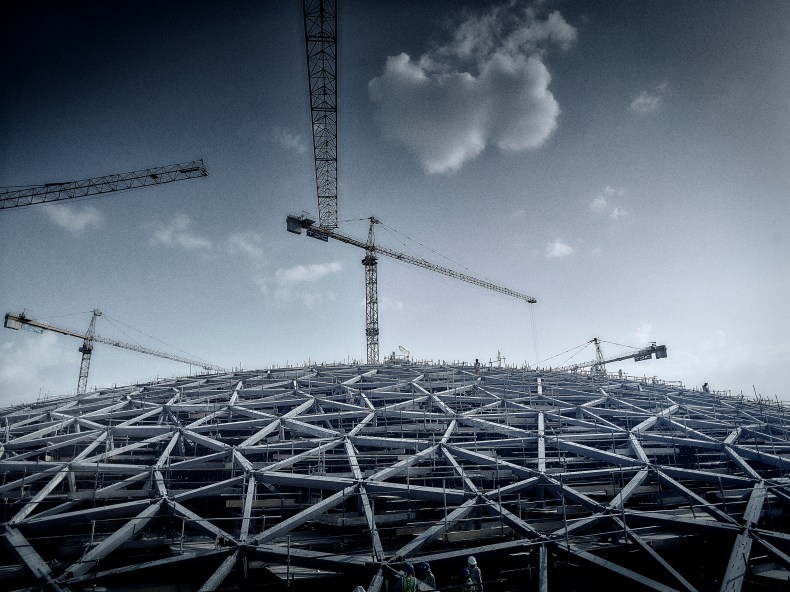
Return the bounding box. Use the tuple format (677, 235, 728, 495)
(1, 363, 789, 591)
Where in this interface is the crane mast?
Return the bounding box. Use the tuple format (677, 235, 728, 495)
(76, 310, 101, 395)
(287, 214, 537, 363)
(0, 159, 208, 210)
(303, 0, 338, 229)
(5, 312, 227, 394)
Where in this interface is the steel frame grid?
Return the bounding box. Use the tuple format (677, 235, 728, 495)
(1, 364, 790, 592)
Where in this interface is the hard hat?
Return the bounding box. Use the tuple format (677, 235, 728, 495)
(406, 563, 415, 575)
(421, 562, 430, 571)
(468, 555, 477, 566)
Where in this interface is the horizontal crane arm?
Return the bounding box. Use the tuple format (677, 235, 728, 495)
(557, 343, 668, 371)
(1, 160, 208, 210)
(4, 313, 227, 373)
(287, 215, 537, 303)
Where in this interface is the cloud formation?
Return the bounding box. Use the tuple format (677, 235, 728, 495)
(225, 232, 265, 261)
(257, 261, 344, 306)
(150, 214, 213, 250)
(369, 3, 576, 173)
(630, 82, 668, 114)
(273, 126, 308, 153)
(590, 186, 628, 220)
(546, 238, 573, 258)
(43, 204, 102, 233)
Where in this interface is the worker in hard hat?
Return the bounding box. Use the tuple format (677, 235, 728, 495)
(461, 567, 475, 592)
(418, 561, 436, 589)
(468, 556, 483, 591)
(395, 563, 417, 592)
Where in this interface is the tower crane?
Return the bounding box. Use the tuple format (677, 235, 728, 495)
(0, 159, 208, 210)
(4, 310, 228, 395)
(556, 337, 668, 374)
(293, 1, 536, 364)
(287, 215, 537, 364)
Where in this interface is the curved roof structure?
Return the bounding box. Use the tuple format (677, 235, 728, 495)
(2, 363, 790, 592)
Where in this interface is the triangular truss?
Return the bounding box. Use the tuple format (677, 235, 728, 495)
(1, 365, 790, 591)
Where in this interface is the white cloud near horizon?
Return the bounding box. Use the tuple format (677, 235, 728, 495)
(368, 3, 576, 173)
(150, 214, 213, 251)
(43, 204, 102, 233)
(546, 238, 573, 258)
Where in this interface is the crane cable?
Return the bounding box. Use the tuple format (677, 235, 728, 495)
(100, 313, 216, 367)
(536, 340, 592, 368)
(377, 222, 500, 285)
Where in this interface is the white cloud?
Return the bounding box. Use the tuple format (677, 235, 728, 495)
(590, 195, 607, 212)
(257, 261, 344, 306)
(275, 261, 343, 285)
(368, 4, 575, 173)
(610, 207, 628, 219)
(273, 126, 307, 154)
(43, 204, 102, 233)
(225, 232, 265, 261)
(630, 91, 660, 113)
(545, 239, 573, 258)
(591, 186, 629, 220)
(150, 214, 212, 250)
(630, 82, 668, 114)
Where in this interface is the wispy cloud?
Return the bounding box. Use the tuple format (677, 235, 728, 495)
(630, 81, 668, 114)
(43, 204, 102, 233)
(610, 207, 628, 219)
(369, 3, 576, 174)
(590, 195, 608, 213)
(257, 261, 344, 306)
(275, 261, 343, 285)
(273, 126, 308, 154)
(225, 232, 265, 261)
(545, 238, 573, 258)
(590, 186, 628, 220)
(150, 214, 212, 250)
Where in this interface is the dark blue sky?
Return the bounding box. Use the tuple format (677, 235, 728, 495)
(2, 1, 789, 404)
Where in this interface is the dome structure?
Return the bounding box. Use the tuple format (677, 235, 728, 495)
(1, 363, 789, 591)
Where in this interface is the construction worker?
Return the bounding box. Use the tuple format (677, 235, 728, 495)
(418, 561, 436, 588)
(474, 358, 481, 376)
(703, 382, 710, 393)
(461, 567, 474, 592)
(395, 563, 418, 592)
(468, 555, 483, 591)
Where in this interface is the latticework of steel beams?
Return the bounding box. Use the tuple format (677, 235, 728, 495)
(303, 0, 338, 230)
(2, 364, 790, 592)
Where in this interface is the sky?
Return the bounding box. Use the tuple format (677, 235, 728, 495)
(1, 1, 789, 406)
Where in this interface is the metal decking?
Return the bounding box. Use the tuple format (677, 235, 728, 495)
(2, 363, 790, 591)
